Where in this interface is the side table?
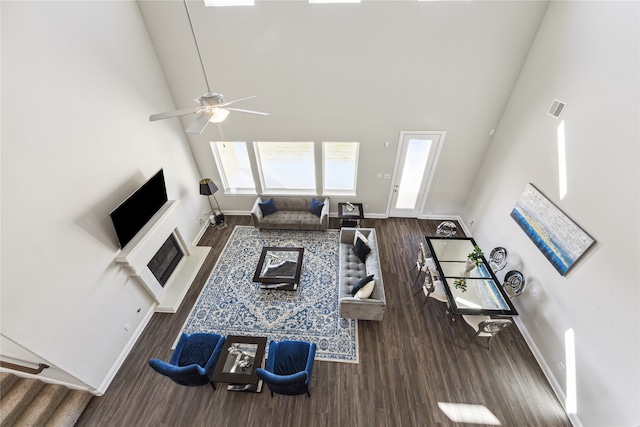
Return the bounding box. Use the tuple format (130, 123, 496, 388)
(338, 202, 364, 228)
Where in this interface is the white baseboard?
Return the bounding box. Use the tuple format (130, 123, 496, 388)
(362, 213, 387, 219)
(423, 216, 580, 426)
(96, 304, 156, 395)
(513, 315, 582, 426)
(192, 221, 210, 246)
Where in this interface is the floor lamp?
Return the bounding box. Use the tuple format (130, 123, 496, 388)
(199, 178, 227, 229)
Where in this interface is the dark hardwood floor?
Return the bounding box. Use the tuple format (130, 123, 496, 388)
(77, 216, 571, 427)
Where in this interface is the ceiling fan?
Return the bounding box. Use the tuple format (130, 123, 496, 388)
(149, 0, 269, 134)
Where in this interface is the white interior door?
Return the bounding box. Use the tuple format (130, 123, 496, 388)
(388, 131, 444, 217)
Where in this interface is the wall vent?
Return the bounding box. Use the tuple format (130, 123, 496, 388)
(547, 99, 566, 119)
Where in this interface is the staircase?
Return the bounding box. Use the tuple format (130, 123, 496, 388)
(0, 372, 93, 427)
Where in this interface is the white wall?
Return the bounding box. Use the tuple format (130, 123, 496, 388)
(465, 2, 639, 426)
(1, 1, 208, 392)
(137, 0, 548, 217)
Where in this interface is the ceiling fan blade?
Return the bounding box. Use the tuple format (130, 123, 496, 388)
(219, 96, 258, 108)
(186, 112, 213, 134)
(149, 107, 201, 122)
(226, 107, 270, 116)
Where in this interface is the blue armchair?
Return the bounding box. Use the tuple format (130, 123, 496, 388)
(148, 332, 225, 389)
(256, 340, 316, 397)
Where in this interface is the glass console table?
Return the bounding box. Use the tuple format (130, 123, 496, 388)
(424, 237, 518, 316)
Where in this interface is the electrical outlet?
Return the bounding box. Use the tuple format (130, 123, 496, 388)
(124, 323, 131, 332)
(364, 204, 368, 209)
(557, 362, 565, 371)
(376, 173, 383, 179)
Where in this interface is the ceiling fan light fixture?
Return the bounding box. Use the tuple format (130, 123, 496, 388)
(208, 108, 230, 123)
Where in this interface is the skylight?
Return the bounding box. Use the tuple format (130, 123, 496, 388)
(204, 0, 254, 6)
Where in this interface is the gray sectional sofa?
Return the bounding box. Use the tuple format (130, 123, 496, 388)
(338, 228, 386, 321)
(250, 196, 330, 230)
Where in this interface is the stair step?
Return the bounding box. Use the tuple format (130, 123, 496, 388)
(14, 383, 69, 426)
(0, 378, 45, 426)
(44, 389, 93, 427)
(0, 373, 20, 399)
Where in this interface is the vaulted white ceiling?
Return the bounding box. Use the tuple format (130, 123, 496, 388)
(137, 0, 549, 213)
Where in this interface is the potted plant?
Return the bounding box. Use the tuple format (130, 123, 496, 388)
(466, 245, 484, 271)
(453, 278, 467, 292)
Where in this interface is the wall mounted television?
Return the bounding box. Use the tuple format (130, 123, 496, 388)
(110, 169, 168, 249)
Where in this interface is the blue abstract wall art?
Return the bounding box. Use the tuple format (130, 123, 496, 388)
(511, 183, 595, 276)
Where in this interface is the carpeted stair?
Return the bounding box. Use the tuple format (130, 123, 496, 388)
(0, 372, 92, 427)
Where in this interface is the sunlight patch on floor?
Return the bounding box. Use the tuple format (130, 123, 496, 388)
(438, 402, 501, 425)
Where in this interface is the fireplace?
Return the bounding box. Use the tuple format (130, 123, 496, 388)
(148, 234, 183, 286)
(116, 200, 210, 313)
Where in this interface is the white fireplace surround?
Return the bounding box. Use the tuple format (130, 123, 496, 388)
(115, 200, 209, 313)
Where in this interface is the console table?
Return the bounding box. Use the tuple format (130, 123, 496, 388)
(424, 237, 518, 317)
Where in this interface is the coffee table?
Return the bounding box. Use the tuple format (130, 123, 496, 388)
(253, 247, 304, 291)
(212, 335, 267, 392)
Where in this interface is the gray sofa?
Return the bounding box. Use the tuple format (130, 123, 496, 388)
(338, 228, 386, 321)
(250, 196, 330, 230)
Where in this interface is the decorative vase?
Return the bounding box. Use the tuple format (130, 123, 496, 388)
(465, 258, 476, 272)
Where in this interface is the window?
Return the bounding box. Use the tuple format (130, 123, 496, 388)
(210, 141, 256, 194)
(323, 142, 359, 195)
(254, 142, 316, 194)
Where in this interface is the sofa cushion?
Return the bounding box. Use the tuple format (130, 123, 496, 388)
(310, 198, 324, 217)
(259, 198, 278, 216)
(274, 197, 311, 211)
(352, 237, 371, 263)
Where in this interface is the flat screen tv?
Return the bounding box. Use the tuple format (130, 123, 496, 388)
(110, 169, 168, 249)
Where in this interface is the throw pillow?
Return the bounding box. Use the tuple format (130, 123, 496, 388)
(353, 229, 369, 245)
(352, 237, 371, 263)
(355, 280, 375, 299)
(351, 274, 374, 297)
(258, 198, 278, 216)
(310, 198, 324, 217)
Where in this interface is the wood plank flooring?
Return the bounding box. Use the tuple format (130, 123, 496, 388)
(77, 217, 571, 427)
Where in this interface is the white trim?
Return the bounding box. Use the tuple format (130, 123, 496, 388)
(321, 141, 360, 196)
(192, 220, 210, 246)
(96, 304, 156, 395)
(387, 131, 446, 218)
(513, 317, 582, 427)
(454, 217, 580, 426)
(254, 141, 317, 194)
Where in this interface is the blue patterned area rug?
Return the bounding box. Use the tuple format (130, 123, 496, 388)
(178, 226, 358, 363)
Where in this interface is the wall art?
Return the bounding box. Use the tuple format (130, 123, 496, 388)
(510, 183, 595, 275)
